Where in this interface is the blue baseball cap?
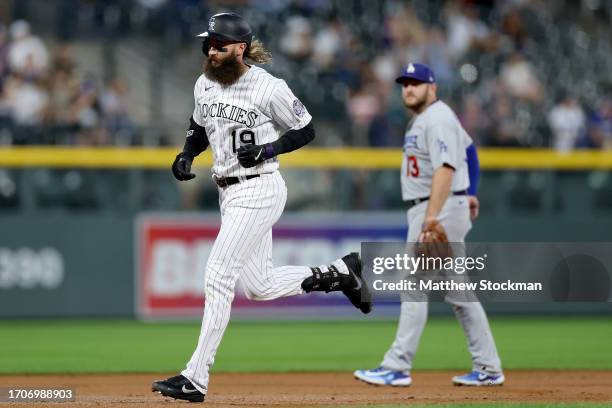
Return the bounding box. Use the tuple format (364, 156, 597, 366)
(395, 63, 436, 84)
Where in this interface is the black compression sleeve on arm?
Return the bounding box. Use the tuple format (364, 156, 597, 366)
(269, 122, 315, 156)
(182, 116, 209, 157)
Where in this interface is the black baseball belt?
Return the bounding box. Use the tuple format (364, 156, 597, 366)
(406, 190, 468, 209)
(214, 174, 260, 188)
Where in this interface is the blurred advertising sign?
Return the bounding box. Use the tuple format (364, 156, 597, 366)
(0, 247, 64, 290)
(136, 213, 406, 318)
(0, 214, 134, 318)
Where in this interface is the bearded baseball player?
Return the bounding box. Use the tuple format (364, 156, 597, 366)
(354, 63, 504, 387)
(151, 12, 371, 402)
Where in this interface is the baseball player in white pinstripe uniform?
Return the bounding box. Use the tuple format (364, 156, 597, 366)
(151, 12, 372, 403)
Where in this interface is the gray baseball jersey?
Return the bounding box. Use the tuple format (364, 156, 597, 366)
(192, 66, 312, 178)
(401, 101, 472, 200)
(378, 101, 502, 378)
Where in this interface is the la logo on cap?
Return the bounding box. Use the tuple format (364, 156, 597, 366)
(407, 64, 415, 73)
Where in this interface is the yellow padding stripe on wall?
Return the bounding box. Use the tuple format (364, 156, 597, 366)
(0, 147, 611, 169)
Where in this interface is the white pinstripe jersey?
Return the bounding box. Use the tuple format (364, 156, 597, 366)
(192, 66, 312, 178)
(401, 100, 472, 200)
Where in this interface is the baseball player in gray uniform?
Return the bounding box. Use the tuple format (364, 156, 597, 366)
(354, 63, 504, 387)
(151, 13, 372, 403)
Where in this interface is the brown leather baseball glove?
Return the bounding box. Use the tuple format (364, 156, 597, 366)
(415, 219, 453, 265)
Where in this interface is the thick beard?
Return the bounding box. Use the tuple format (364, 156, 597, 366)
(203, 54, 243, 86)
(406, 99, 427, 112)
(405, 94, 429, 112)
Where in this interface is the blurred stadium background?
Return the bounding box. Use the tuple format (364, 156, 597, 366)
(0, 1, 611, 402)
(0, 0, 610, 212)
(0, 0, 611, 308)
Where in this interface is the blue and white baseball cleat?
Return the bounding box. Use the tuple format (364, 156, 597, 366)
(452, 371, 505, 386)
(354, 367, 412, 386)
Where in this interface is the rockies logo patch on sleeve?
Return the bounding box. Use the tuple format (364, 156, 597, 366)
(293, 99, 306, 117)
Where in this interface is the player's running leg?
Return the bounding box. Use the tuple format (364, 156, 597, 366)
(164, 173, 369, 398)
(239, 229, 360, 302)
(176, 174, 288, 395)
(236, 174, 371, 313)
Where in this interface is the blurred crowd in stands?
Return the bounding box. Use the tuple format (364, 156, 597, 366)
(0, 19, 136, 146)
(0, 0, 611, 151)
(266, 0, 612, 150)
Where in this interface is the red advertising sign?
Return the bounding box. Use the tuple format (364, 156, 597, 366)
(136, 214, 406, 318)
(138, 217, 219, 317)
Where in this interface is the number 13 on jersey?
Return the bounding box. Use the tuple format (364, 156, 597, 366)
(407, 155, 419, 177)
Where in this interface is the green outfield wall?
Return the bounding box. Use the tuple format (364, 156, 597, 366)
(1, 211, 611, 318)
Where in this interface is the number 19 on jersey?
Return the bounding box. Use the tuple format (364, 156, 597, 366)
(231, 129, 255, 153)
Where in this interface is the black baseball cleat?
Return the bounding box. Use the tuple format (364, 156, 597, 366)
(152, 374, 205, 402)
(301, 252, 372, 314)
(341, 252, 372, 314)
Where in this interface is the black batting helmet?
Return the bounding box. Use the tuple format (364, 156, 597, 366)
(197, 12, 253, 56)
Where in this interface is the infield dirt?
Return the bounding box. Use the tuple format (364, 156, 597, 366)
(3, 371, 612, 407)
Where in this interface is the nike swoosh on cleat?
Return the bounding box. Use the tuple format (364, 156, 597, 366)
(182, 385, 200, 394)
(353, 275, 362, 290)
(477, 373, 489, 381)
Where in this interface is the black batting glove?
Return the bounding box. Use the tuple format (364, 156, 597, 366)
(171, 152, 196, 181)
(237, 144, 273, 168)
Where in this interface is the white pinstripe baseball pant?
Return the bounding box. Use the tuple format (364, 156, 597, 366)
(181, 171, 313, 393)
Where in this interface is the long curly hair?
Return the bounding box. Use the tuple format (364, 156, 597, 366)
(245, 39, 272, 64)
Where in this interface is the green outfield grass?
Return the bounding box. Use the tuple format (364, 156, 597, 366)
(0, 316, 611, 374)
(347, 405, 610, 408)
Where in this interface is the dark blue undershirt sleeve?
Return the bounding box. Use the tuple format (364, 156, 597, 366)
(466, 143, 480, 196)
